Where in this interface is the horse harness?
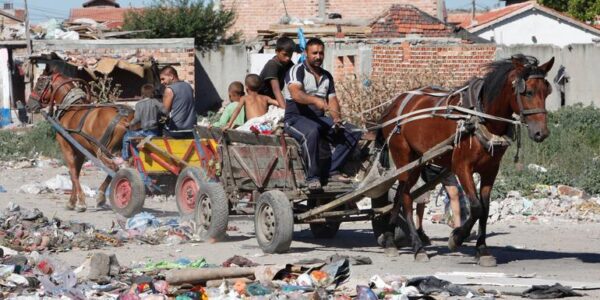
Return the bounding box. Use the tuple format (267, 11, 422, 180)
(387, 73, 548, 157)
(64, 105, 132, 157)
(36, 74, 132, 157)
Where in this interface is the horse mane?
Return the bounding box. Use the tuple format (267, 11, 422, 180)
(481, 54, 541, 104)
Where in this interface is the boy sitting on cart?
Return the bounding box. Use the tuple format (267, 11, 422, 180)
(224, 74, 283, 133)
(118, 84, 167, 164)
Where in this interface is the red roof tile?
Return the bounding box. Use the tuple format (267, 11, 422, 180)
(448, 2, 531, 29)
(450, 2, 600, 35)
(370, 5, 453, 38)
(69, 7, 136, 29)
(14, 9, 24, 21)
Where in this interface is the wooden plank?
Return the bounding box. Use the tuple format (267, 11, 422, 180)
(259, 156, 279, 188)
(296, 144, 454, 221)
(138, 137, 190, 169)
(230, 147, 262, 188)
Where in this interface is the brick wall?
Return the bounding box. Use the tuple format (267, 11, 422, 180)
(333, 55, 358, 80)
(371, 43, 497, 87)
(29, 39, 196, 85)
(221, 0, 438, 40)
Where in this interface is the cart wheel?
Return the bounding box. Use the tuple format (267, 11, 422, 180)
(194, 182, 229, 241)
(176, 167, 206, 219)
(309, 222, 340, 239)
(307, 199, 340, 239)
(109, 168, 145, 217)
(254, 191, 293, 254)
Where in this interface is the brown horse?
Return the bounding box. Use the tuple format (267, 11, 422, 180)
(27, 68, 133, 212)
(380, 55, 554, 264)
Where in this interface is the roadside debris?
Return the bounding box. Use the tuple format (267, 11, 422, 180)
(425, 184, 600, 225)
(522, 283, 582, 299)
(18, 174, 97, 198)
(0, 240, 594, 299)
(0, 205, 198, 253)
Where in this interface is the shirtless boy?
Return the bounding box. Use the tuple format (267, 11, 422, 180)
(225, 74, 280, 129)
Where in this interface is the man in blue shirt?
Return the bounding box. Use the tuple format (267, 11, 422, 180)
(283, 38, 362, 190)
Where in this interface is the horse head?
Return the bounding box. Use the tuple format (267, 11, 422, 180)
(27, 66, 90, 113)
(508, 55, 554, 142)
(27, 66, 58, 112)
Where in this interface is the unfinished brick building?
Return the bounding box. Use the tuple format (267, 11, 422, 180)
(220, 0, 442, 40)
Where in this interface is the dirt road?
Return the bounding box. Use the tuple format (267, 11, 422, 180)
(1, 164, 599, 298)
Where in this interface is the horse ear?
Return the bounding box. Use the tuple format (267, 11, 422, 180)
(539, 57, 555, 74)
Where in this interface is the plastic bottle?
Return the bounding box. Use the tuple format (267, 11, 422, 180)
(356, 285, 378, 300)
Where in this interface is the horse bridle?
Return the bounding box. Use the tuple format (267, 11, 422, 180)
(29, 74, 55, 108)
(30, 74, 91, 110)
(513, 74, 548, 122)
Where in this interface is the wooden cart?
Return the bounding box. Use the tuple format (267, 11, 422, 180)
(195, 126, 454, 253)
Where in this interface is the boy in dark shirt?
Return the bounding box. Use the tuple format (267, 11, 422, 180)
(258, 37, 295, 109)
(120, 84, 167, 161)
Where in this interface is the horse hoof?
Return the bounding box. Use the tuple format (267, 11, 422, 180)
(448, 234, 459, 252)
(477, 255, 497, 267)
(65, 202, 76, 211)
(384, 247, 399, 257)
(414, 251, 429, 262)
(75, 205, 87, 212)
(96, 199, 107, 208)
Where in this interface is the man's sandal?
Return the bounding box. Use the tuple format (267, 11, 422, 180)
(330, 173, 351, 183)
(307, 179, 322, 190)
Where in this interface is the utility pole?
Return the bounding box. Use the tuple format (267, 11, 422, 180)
(471, 0, 476, 25)
(24, 0, 31, 56)
(24, 0, 33, 123)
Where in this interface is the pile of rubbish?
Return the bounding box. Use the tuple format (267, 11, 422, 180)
(0, 157, 61, 170)
(0, 248, 584, 299)
(0, 247, 507, 300)
(19, 174, 97, 198)
(0, 204, 198, 253)
(425, 184, 600, 225)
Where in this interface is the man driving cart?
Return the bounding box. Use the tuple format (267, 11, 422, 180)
(282, 38, 362, 190)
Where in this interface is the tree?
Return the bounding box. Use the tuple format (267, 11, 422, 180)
(538, 0, 600, 23)
(123, 0, 240, 51)
(538, 0, 568, 12)
(568, 0, 600, 23)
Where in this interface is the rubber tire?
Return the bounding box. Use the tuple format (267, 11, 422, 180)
(176, 167, 206, 220)
(194, 182, 229, 241)
(109, 168, 145, 218)
(308, 199, 340, 239)
(254, 190, 294, 254)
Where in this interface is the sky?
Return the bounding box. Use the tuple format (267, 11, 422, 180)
(9, 0, 503, 22)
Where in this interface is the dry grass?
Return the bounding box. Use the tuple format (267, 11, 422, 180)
(336, 69, 446, 127)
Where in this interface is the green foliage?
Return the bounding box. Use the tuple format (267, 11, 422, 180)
(537, 0, 600, 22)
(568, 0, 600, 22)
(0, 122, 61, 160)
(538, 0, 569, 12)
(494, 105, 600, 198)
(123, 0, 240, 51)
